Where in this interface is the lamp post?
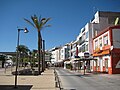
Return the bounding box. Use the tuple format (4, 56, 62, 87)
(42, 40, 45, 71)
(14, 28, 29, 88)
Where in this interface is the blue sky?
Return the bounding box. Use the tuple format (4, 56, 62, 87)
(0, 0, 120, 52)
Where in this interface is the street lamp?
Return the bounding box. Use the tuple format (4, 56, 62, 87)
(14, 28, 29, 88)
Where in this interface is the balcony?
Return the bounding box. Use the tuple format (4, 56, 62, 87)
(102, 45, 111, 50)
(78, 40, 86, 45)
(94, 47, 102, 53)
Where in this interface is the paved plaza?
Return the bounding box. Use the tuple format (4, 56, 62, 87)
(0, 67, 57, 90)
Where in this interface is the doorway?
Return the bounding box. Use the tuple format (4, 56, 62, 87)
(99, 57, 103, 72)
(105, 58, 108, 72)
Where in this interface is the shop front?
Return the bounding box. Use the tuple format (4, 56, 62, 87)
(93, 48, 120, 74)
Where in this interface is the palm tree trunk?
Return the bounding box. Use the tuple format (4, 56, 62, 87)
(38, 30, 42, 75)
(42, 40, 45, 71)
(41, 40, 44, 72)
(41, 34, 44, 72)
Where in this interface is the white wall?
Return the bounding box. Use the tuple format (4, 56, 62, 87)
(51, 50, 56, 63)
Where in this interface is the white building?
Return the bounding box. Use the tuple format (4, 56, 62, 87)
(77, 11, 120, 57)
(77, 23, 90, 57)
(49, 11, 120, 70)
(71, 11, 120, 70)
(49, 47, 61, 64)
(60, 45, 69, 61)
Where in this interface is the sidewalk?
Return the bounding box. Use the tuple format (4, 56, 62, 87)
(0, 67, 57, 90)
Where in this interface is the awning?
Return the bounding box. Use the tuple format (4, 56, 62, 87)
(93, 49, 110, 56)
(93, 53, 102, 56)
(74, 58, 97, 62)
(64, 61, 71, 64)
(55, 60, 63, 63)
(102, 49, 110, 55)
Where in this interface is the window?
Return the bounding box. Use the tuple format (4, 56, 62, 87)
(82, 44, 85, 52)
(86, 32, 88, 39)
(99, 38, 102, 47)
(103, 35, 108, 46)
(61, 50, 64, 53)
(95, 40, 98, 49)
(79, 47, 82, 52)
(82, 28, 85, 33)
(71, 52, 73, 56)
(85, 44, 88, 51)
(61, 55, 63, 58)
(82, 33, 85, 41)
(79, 37, 82, 45)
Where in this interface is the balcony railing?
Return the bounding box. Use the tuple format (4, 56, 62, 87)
(94, 47, 102, 53)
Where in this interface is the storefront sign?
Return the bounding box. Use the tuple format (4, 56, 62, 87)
(115, 60, 120, 68)
(84, 52, 89, 58)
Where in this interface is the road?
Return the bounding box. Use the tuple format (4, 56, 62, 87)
(56, 68, 120, 90)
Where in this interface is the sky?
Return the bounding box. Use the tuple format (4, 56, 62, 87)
(0, 0, 120, 52)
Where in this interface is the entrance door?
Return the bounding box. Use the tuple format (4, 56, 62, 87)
(105, 59, 108, 72)
(100, 58, 103, 72)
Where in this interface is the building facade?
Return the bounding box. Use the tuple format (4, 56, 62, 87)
(49, 47, 60, 64)
(92, 25, 120, 74)
(49, 11, 120, 74)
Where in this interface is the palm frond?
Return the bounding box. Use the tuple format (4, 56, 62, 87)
(42, 18, 51, 26)
(31, 15, 40, 30)
(24, 18, 36, 28)
(44, 24, 51, 28)
(24, 15, 51, 32)
(39, 18, 45, 28)
(39, 15, 42, 23)
(39, 18, 51, 30)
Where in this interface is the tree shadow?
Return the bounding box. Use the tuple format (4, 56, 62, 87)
(0, 85, 33, 90)
(12, 69, 39, 76)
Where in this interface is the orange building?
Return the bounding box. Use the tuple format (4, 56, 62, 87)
(92, 25, 120, 74)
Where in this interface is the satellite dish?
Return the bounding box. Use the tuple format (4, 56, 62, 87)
(110, 46, 113, 50)
(115, 17, 119, 25)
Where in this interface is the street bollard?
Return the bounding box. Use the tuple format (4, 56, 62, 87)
(55, 81, 58, 87)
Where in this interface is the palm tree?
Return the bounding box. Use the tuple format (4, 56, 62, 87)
(17, 45, 30, 67)
(17, 45, 30, 55)
(0, 54, 7, 68)
(32, 49, 38, 67)
(24, 15, 51, 75)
